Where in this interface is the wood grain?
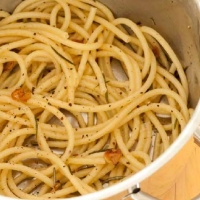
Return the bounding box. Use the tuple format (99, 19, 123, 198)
(106, 137, 200, 200)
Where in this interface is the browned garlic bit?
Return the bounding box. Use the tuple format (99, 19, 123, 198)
(11, 88, 31, 102)
(104, 149, 122, 165)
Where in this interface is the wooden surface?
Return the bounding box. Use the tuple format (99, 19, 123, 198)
(106, 137, 200, 200)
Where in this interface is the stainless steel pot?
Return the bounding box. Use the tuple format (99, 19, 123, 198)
(1, 0, 200, 199)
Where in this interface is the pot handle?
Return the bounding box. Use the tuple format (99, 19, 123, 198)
(193, 126, 200, 146)
(122, 184, 158, 200)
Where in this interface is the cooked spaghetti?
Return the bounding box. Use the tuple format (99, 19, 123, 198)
(0, 0, 191, 198)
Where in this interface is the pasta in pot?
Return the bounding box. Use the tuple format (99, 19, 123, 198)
(0, 0, 191, 198)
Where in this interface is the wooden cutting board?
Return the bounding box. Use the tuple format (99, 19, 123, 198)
(106, 137, 200, 200)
